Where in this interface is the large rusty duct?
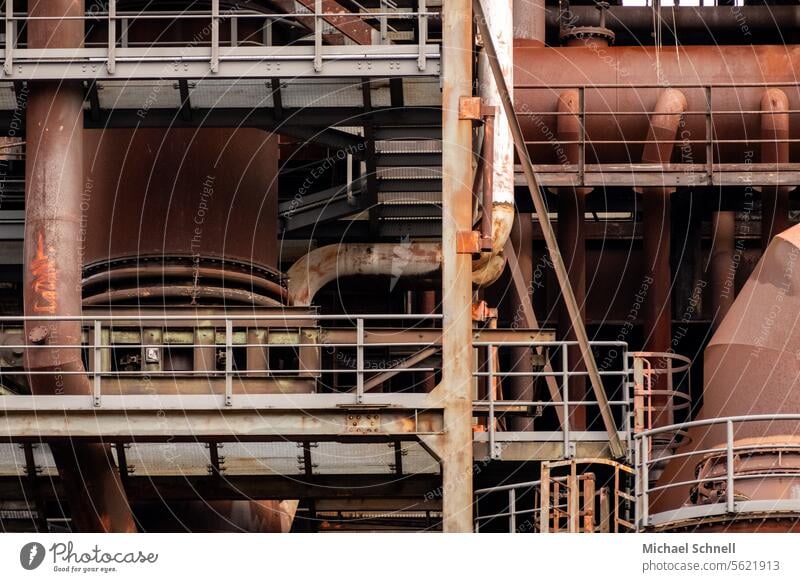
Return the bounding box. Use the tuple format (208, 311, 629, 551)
(652, 224, 800, 532)
(24, 0, 136, 534)
(25, 1, 290, 532)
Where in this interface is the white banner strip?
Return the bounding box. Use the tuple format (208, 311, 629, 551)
(1, 533, 798, 581)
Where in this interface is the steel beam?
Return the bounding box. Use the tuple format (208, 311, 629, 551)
(435, 0, 474, 533)
(0, 46, 440, 80)
(0, 398, 443, 440)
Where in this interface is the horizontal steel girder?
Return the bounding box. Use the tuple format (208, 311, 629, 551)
(0, 394, 443, 440)
(0, 46, 441, 80)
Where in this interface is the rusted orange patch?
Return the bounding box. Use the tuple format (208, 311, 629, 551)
(30, 231, 58, 314)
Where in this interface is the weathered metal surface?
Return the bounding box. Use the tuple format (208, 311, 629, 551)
(556, 90, 588, 429)
(83, 127, 279, 273)
(653, 225, 800, 530)
(515, 45, 800, 164)
(0, 407, 443, 439)
(760, 88, 793, 251)
(438, 0, 475, 532)
(287, 243, 442, 306)
(24, 0, 136, 533)
(475, 0, 623, 458)
(710, 211, 736, 329)
(640, 90, 687, 430)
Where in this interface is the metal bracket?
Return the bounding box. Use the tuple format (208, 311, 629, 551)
(456, 230, 482, 254)
(459, 96, 482, 121)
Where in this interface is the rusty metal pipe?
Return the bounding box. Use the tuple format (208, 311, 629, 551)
(710, 211, 736, 329)
(472, 0, 515, 287)
(760, 88, 792, 251)
(515, 45, 800, 165)
(556, 90, 591, 430)
(640, 89, 687, 428)
(287, 243, 442, 306)
(24, 0, 136, 532)
(480, 112, 495, 249)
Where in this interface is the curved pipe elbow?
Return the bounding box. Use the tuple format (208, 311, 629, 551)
(287, 242, 443, 306)
(472, 254, 508, 288)
(636, 88, 688, 194)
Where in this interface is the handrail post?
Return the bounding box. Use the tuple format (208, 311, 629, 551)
(225, 319, 233, 406)
(488, 343, 497, 459)
(508, 488, 516, 532)
(356, 318, 364, 403)
(726, 419, 735, 513)
(313, 0, 323, 72)
(705, 85, 713, 181)
(640, 436, 649, 527)
(634, 436, 641, 531)
(107, 0, 116, 74)
(93, 320, 102, 407)
(417, 0, 427, 71)
(211, 0, 220, 73)
(4, 0, 13, 75)
(562, 344, 571, 458)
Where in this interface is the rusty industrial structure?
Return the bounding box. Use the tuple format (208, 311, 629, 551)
(0, 0, 797, 533)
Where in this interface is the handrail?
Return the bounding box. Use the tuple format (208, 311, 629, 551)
(1, 3, 439, 76)
(634, 414, 800, 530)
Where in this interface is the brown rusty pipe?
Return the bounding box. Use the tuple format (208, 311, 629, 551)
(760, 88, 792, 251)
(640, 89, 687, 428)
(287, 243, 443, 306)
(472, 0, 515, 287)
(24, 0, 135, 532)
(480, 111, 496, 252)
(710, 211, 737, 330)
(556, 89, 591, 430)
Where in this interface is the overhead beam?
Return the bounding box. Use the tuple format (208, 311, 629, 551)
(0, 474, 439, 502)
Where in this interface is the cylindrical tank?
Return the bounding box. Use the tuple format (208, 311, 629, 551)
(81, 127, 283, 305)
(651, 224, 800, 532)
(515, 45, 800, 164)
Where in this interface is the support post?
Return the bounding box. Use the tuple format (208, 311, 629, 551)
(437, 0, 475, 532)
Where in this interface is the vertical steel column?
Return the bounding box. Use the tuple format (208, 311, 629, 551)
(556, 90, 588, 430)
(438, 0, 475, 532)
(24, 0, 135, 532)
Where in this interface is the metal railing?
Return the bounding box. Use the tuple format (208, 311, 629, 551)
(634, 414, 800, 531)
(516, 82, 800, 187)
(473, 340, 632, 459)
(0, 313, 444, 408)
(2, 1, 438, 76)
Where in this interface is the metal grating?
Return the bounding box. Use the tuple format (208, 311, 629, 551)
(0, 444, 25, 476)
(97, 80, 182, 110)
(281, 80, 365, 108)
(220, 442, 303, 476)
(0, 83, 17, 109)
(190, 79, 273, 109)
(116, 443, 211, 477)
(314, 442, 397, 475)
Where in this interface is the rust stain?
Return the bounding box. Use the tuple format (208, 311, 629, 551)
(30, 231, 58, 314)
